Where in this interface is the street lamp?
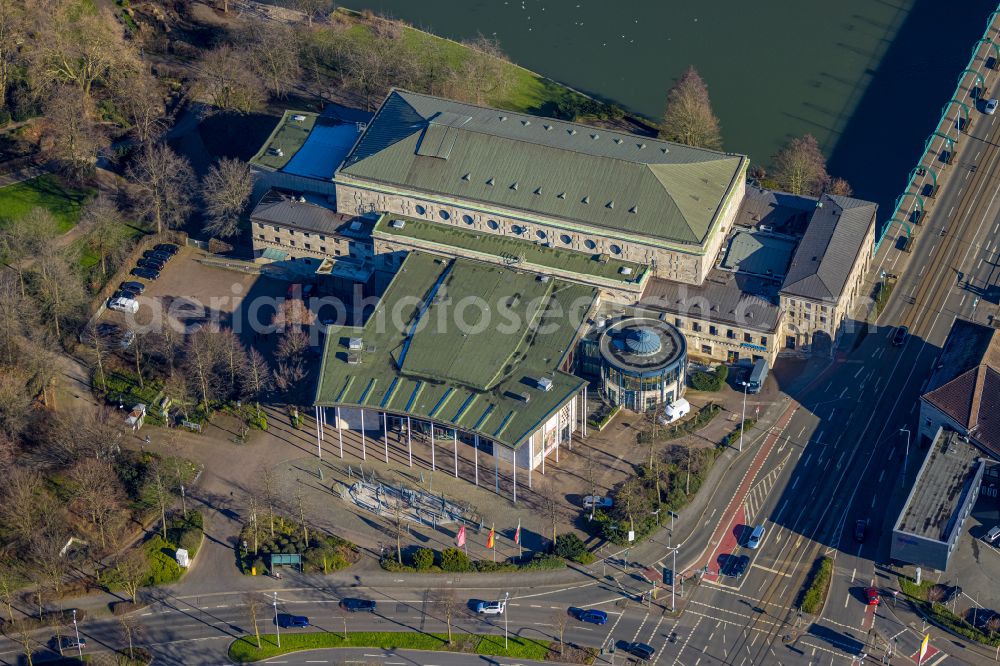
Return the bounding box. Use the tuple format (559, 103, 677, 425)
(72, 609, 83, 660)
(899, 428, 911, 488)
(738, 381, 750, 453)
(503, 591, 510, 650)
(671, 547, 679, 612)
(273, 591, 281, 648)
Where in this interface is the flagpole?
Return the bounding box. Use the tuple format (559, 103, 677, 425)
(492, 522, 496, 563)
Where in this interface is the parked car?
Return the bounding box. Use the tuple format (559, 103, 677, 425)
(278, 614, 310, 628)
(154, 243, 179, 255)
(864, 587, 880, 606)
(854, 520, 867, 543)
(575, 609, 608, 625)
(60, 637, 86, 651)
(145, 250, 173, 264)
(583, 495, 613, 509)
(131, 267, 160, 280)
(476, 600, 506, 615)
(986, 98, 998, 115)
(137, 257, 165, 271)
(627, 642, 656, 660)
(112, 288, 138, 301)
(984, 526, 1000, 544)
(340, 598, 376, 612)
(891, 326, 909, 347)
(80, 323, 134, 349)
(120, 281, 146, 295)
(108, 296, 139, 314)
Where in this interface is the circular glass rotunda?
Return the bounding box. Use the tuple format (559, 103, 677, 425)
(599, 317, 687, 412)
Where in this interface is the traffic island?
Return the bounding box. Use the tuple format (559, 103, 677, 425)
(797, 556, 833, 614)
(227, 631, 596, 663)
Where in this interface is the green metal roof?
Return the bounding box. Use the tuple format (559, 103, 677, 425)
(337, 90, 748, 247)
(373, 214, 648, 285)
(314, 251, 596, 450)
(251, 110, 318, 171)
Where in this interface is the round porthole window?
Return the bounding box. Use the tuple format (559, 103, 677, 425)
(487, 219, 499, 230)
(560, 234, 573, 245)
(462, 214, 474, 225)
(584, 239, 597, 250)
(415, 204, 426, 216)
(609, 244, 622, 255)
(439, 210, 450, 221)
(512, 225, 525, 235)
(536, 230, 547, 240)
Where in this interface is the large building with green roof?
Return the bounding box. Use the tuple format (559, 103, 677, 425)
(335, 89, 748, 287)
(314, 251, 597, 485)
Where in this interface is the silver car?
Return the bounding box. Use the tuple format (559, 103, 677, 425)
(985, 98, 998, 115)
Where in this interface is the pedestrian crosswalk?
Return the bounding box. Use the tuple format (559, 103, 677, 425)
(743, 455, 788, 522)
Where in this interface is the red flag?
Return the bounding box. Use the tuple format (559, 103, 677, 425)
(456, 525, 466, 548)
(514, 520, 521, 545)
(486, 525, 495, 549)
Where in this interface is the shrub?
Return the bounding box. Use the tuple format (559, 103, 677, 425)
(143, 535, 182, 586)
(250, 557, 267, 575)
(438, 547, 472, 572)
(412, 548, 434, 571)
(799, 556, 833, 613)
(554, 533, 588, 561)
(572, 551, 596, 565)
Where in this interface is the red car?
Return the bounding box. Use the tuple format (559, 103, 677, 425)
(865, 587, 880, 606)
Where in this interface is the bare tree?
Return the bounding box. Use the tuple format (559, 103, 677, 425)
(538, 479, 560, 551)
(428, 587, 458, 645)
(196, 46, 267, 114)
(260, 467, 277, 538)
(108, 550, 147, 604)
(203, 158, 253, 239)
(12, 618, 36, 666)
(119, 613, 139, 660)
(145, 458, 171, 539)
(111, 67, 166, 145)
(243, 592, 264, 649)
(0, 365, 36, 440)
(68, 458, 124, 549)
(127, 143, 195, 234)
(770, 134, 829, 196)
(825, 177, 853, 197)
(239, 19, 302, 99)
(341, 33, 416, 110)
(336, 602, 349, 639)
(216, 328, 249, 401)
(0, 559, 20, 624)
(42, 85, 103, 180)
(550, 610, 568, 655)
(926, 585, 946, 604)
(243, 348, 271, 417)
(276, 327, 310, 362)
(293, 0, 334, 26)
(33, 241, 87, 340)
(0, 0, 25, 110)
(293, 489, 309, 543)
(81, 195, 130, 278)
(453, 36, 512, 106)
(986, 614, 1000, 641)
(659, 66, 723, 150)
(272, 299, 317, 329)
(185, 328, 222, 409)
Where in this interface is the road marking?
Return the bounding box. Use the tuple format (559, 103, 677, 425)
(878, 470, 885, 482)
(851, 568, 856, 583)
(803, 454, 811, 466)
(752, 563, 792, 577)
(844, 593, 850, 607)
(871, 494, 877, 508)
(791, 477, 799, 490)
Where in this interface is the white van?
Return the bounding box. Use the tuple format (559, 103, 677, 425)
(108, 296, 139, 314)
(660, 398, 691, 424)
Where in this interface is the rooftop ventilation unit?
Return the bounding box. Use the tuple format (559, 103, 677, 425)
(348, 337, 363, 350)
(537, 275, 550, 282)
(537, 377, 554, 392)
(390, 219, 406, 229)
(620, 267, 632, 276)
(350, 221, 363, 231)
(292, 114, 306, 122)
(347, 353, 361, 365)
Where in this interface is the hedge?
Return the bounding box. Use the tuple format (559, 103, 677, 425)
(690, 364, 729, 392)
(799, 556, 833, 613)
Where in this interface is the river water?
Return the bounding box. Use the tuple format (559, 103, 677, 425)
(346, 0, 996, 212)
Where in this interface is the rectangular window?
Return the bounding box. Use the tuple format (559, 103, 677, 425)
(305, 243, 311, 250)
(821, 305, 828, 312)
(256, 222, 264, 229)
(805, 302, 811, 309)
(701, 344, 712, 354)
(692, 322, 702, 332)
(289, 229, 295, 235)
(273, 237, 280, 243)
(709, 326, 718, 336)
(320, 246, 327, 253)
(258, 233, 264, 239)
(760, 336, 767, 346)
(804, 313, 810, 320)
(335, 249, 341, 256)
(273, 225, 280, 231)
(743, 333, 752, 342)
(319, 235, 326, 241)
(726, 329, 735, 339)
(289, 240, 296, 247)
(820, 316, 827, 324)
(674, 318, 683, 328)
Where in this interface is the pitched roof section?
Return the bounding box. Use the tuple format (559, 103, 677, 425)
(779, 194, 877, 301)
(337, 90, 748, 247)
(925, 318, 1000, 393)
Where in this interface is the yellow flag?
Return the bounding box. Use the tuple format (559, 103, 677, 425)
(918, 634, 930, 664)
(486, 525, 495, 549)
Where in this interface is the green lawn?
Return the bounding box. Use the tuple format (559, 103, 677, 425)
(0, 174, 96, 233)
(229, 631, 553, 663)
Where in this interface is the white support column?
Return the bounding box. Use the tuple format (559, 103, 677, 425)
(337, 407, 343, 459)
(494, 445, 499, 495)
(512, 452, 517, 504)
(453, 429, 458, 478)
(315, 406, 322, 459)
(430, 424, 436, 471)
(541, 434, 545, 475)
(528, 435, 533, 489)
(555, 430, 560, 463)
(320, 406, 325, 440)
(582, 386, 588, 438)
(360, 409, 366, 461)
(406, 416, 413, 467)
(474, 434, 479, 486)
(383, 412, 389, 464)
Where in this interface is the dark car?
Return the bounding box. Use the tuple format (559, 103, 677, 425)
(154, 243, 179, 255)
(576, 609, 608, 625)
(80, 323, 134, 349)
(277, 614, 310, 628)
(723, 554, 749, 578)
(144, 249, 173, 263)
(891, 326, 908, 347)
(137, 257, 165, 271)
(854, 520, 867, 543)
(339, 598, 376, 612)
(112, 288, 138, 301)
(131, 266, 160, 280)
(627, 642, 656, 660)
(120, 281, 146, 295)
